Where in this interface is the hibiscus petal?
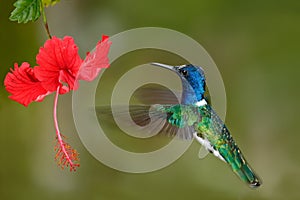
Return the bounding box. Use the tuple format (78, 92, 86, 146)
(78, 35, 111, 82)
(35, 36, 83, 94)
(4, 62, 49, 107)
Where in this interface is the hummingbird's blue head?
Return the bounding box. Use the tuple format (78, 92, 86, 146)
(151, 63, 206, 104)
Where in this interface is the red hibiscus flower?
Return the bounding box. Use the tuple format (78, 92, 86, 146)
(4, 35, 111, 171)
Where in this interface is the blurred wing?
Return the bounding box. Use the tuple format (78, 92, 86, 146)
(96, 104, 194, 140)
(133, 84, 181, 105)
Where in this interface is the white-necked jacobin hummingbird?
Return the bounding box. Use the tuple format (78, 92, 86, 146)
(97, 63, 261, 188)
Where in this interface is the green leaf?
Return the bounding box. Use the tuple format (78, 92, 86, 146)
(42, 0, 60, 7)
(9, 0, 42, 23)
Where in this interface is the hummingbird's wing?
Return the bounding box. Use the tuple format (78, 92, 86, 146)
(96, 83, 199, 139)
(133, 84, 181, 105)
(196, 104, 261, 188)
(96, 104, 195, 140)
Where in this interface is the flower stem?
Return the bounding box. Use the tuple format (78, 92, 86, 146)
(54, 86, 78, 171)
(41, 4, 52, 39)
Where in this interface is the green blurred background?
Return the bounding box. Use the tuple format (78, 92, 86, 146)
(1, 0, 300, 199)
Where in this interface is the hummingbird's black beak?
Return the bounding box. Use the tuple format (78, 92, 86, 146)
(150, 63, 176, 71)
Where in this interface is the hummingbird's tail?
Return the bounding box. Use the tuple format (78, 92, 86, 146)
(230, 154, 261, 188)
(198, 104, 262, 188)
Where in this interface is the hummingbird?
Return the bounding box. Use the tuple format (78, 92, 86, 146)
(96, 63, 261, 188)
(147, 63, 261, 188)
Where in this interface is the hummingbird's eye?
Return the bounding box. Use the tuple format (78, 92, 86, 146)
(181, 69, 188, 76)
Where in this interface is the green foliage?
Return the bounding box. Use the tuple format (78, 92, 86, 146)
(9, 0, 42, 23)
(42, 0, 60, 7)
